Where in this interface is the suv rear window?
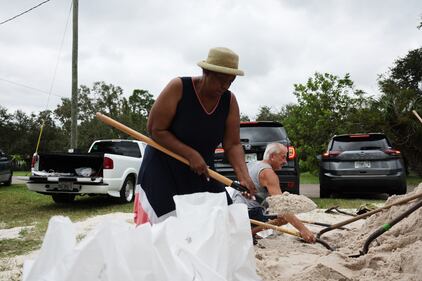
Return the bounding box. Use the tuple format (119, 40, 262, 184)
(90, 141, 142, 158)
(331, 134, 390, 151)
(240, 126, 288, 143)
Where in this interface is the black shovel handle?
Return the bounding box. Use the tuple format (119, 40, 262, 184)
(231, 181, 250, 193)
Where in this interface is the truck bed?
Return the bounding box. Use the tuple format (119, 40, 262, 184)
(36, 152, 104, 176)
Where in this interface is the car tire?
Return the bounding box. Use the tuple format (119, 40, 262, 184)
(390, 181, 407, 196)
(319, 172, 331, 198)
(4, 172, 12, 186)
(320, 185, 331, 198)
(52, 194, 76, 204)
(119, 176, 135, 203)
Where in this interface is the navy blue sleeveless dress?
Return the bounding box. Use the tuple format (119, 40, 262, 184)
(138, 77, 233, 218)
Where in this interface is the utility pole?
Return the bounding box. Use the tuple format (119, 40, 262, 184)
(70, 0, 78, 150)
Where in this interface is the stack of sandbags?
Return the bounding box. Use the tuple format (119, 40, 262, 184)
(23, 192, 261, 281)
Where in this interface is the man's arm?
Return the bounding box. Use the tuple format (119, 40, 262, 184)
(258, 169, 282, 195)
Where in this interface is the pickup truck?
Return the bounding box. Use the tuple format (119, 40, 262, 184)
(0, 149, 12, 186)
(26, 139, 146, 204)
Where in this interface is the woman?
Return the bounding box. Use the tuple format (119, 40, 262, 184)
(135, 47, 256, 224)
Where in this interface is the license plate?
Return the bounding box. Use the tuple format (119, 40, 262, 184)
(58, 182, 74, 191)
(355, 161, 371, 168)
(245, 153, 257, 163)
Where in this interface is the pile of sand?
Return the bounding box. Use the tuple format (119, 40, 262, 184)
(267, 192, 317, 215)
(255, 184, 422, 281)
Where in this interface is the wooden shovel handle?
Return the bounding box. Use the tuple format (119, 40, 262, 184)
(250, 219, 301, 237)
(412, 110, 422, 124)
(317, 191, 422, 238)
(95, 112, 248, 192)
(250, 219, 335, 250)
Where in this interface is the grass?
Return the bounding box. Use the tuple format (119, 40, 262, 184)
(12, 171, 31, 176)
(300, 172, 319, 184)
(312, 198, 383, 209)
(0, 183, 133, 258)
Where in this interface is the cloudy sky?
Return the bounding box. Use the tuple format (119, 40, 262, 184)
(1, 0, 421, 118)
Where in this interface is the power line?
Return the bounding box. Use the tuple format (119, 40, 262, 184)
(0, 0, 52, 26)
(0, 77, 66, 98)
(44, 1, 72, 110)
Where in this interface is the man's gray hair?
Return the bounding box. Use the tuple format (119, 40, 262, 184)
(263, 143, 286, 160)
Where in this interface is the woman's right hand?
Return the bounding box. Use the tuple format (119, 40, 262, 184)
(187, 150, 210, 180)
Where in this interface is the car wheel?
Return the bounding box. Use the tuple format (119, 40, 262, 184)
(52, 194, 76, 204)
(119, 176, 135, 203)
(4, 173, 12, 186)
(320, 184, 331, 198)
(390, 181, 407, 196)
(319, 172, 331, 198)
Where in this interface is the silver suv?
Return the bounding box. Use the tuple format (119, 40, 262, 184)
(318, 133, 407, 198)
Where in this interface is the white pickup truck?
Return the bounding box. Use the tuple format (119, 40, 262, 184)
(26, 139, 146, 204)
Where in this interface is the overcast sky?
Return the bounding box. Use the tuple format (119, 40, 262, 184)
(1, 0, 421, 119)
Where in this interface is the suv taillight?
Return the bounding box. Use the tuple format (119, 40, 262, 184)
(31, 154, 38, 168)
(322, 151, 341, 159)
(215, 148, 224, 154)
(103, 157, 114, 169)
(288, 146, 296, 160)
(384, 149, 401, 155)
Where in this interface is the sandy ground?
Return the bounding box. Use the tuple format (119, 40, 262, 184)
(256, 185, 422, 281)
(1, 184, 422, 281)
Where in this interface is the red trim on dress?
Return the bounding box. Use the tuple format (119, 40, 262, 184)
(191, 77, 221, 115)
(133, 192, 150, 225)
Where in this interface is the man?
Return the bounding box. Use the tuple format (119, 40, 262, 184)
(230, 142, 315, 243)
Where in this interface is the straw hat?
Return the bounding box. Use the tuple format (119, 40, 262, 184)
(197, 47, 244, 76)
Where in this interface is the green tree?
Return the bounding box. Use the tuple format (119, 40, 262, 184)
(256, 106, 284, 122)
(240, 113, 250, 122)
(283, 72, 374, 173)
(120, 89, 155, 135)
(377, 48, 422, 175)
(54, 82, 155, 151)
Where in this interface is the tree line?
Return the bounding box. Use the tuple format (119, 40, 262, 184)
(0, 81, 154, 170)
(0, 48, 421, 175)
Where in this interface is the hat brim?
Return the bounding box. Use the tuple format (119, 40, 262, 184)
(197, 61, 244, 76)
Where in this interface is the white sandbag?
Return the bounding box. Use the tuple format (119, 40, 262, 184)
(226, 204, 261, 281)
(50, 219, 155, 281)
(172, 192, 261, 281)
(23, 216, 76, 281)
(23, 192, 262, 281)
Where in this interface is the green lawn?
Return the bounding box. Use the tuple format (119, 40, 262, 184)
(0, 183, 133, 258)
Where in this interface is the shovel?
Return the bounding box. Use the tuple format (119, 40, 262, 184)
(325, 206, 356, 216)
(263, 214, 348, 229)
(317, 191, 422, 238)
(350, 198, 422, 257)
(97, 113, 334, 249)
(95, 112, 249, 194)
(250, 219, 335, 251)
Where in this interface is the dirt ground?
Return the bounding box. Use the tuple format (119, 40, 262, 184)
(256, 184, 422, 281)
(1, 184, 422, 281)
